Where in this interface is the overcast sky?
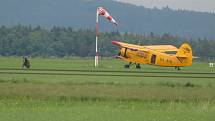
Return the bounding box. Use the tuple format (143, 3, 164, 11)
(115, 0, 215, 12)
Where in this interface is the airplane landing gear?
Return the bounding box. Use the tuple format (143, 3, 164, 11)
(124, 62, 132, 68)
(124, 62, 141, 69)
(136, 64, 141, 69)
(124, 64, 130, 68)
(175, 66, 181, 70)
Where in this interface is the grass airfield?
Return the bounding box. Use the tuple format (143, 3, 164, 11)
(0, 57, 215, 121)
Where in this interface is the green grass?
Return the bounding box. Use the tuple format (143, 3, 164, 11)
(0, 99, 214, 121)
(0, 56, 215, 72)
(0, 57, 215, 121)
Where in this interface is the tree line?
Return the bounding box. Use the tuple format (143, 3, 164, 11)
(0, 25, 214, 59)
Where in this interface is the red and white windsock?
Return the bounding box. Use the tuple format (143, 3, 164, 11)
(97, 7, 118, 26)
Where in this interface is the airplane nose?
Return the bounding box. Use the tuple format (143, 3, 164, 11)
(120, 48, 126, 57)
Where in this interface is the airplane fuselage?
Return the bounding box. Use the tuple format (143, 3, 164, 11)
(119, 47, 192, 67)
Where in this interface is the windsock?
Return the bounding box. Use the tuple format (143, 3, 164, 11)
(97, 7, 118, 26)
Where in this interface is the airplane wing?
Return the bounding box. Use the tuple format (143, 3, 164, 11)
(112, 41, 149, 51)
(143, 45, 178, 52)
(112, 41, 178, 52)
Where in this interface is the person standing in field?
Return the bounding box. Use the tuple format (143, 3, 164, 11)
(22, 56, 31, 69)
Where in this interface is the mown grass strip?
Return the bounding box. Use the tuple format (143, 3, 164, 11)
(0, 68, 215, 75)
(0, 71, 215, 79)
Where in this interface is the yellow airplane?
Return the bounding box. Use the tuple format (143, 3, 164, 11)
(112, 41, 192, 70)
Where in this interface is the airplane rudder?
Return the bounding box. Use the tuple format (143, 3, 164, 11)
(178, 43, 192, 55)
(177, 43, 193, 65)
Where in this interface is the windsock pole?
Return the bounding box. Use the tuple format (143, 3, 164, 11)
(95, 7, 118, 67)
(95, 10, 99, 67)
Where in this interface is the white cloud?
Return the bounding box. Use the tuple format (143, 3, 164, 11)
(114, 0, 215, 12)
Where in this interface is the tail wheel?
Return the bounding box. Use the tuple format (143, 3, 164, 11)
(175, 66, 181, 70)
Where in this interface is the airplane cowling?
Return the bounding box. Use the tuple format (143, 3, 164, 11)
(120, 48, 129, 58)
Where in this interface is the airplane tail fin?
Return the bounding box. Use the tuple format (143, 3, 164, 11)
(176, 43, 193, 66)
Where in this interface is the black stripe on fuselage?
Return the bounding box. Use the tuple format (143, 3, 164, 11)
(177, 57, 183, 63)
(124, 48, 128, 58)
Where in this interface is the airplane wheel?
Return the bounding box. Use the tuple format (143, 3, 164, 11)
(124, 65, 130, 68)
(136, 64, 141, 69)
